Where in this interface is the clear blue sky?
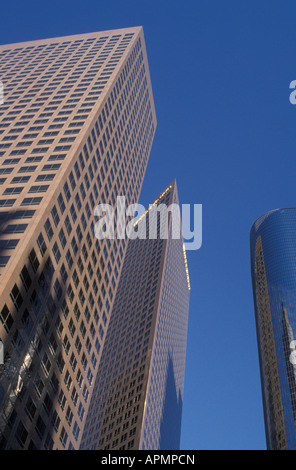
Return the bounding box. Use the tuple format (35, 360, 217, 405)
(2, 0, 296, 450)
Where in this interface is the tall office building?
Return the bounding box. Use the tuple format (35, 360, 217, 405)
(0, 27, 156, 449)
(250, 208, 296, 450)
(80, 180, 190, 450)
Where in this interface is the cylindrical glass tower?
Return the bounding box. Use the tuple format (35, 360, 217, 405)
(250, 208, 296, 450)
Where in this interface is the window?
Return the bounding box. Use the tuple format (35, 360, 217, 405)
(43, 393, 53, 415)
(25, 156, 43, 163)
(20, 266, 32, 291)
(18, 165, 37, 173)
(66, 250, 73, 269)
(12, 176, 30, 183)
(4, 223, 27, 234)
(42, 163, 61, 171)
(68, 318, 76, 337)
(76, 224, 82, 243)
(64, 371, 73, 391)
(42, 352, 51, 375)
(0, 168, 13, 175)
(35, 174, 55, 182)
(53, 242, 61, 263)
(15, 421, 28, 448)
(58, 390, 67, 411)
(21, 197, 42, 206)
(82, 384, 89, 403)
(74, 161, 80, 179)
(3, 186, 24, 195)
(53, 278, 62, 300)
(10, 284, 23, 311)
(75, 335, 82, 354)
(69, 171, 75, 190)
(71, 387, 78, 406)
(0, 240, 19, 250)
(65, 215, 72, 235)
(59, 228, 67, 249)
(0, 255, 10, 268)
(37, 233, 47, 256)
(48, 154, 66, 161)
(79, 320, 86, 339)
(34, 375, 44, 398)
(75, 193, 82, 211)
(11, 328, 23, 353)
(78, 288, 85, 306)
(0, 199, 16, 207)
(51, 205, 60, 227)
(63, 181, 71, 201)
(73, 422, 80, 441)
(70, 204, 77, 223)
(0, 304, 13, 333)
(66, 405, 73, 425)
(63, 334, 71, 354)
(78, 403, 85, 421)
(49, 333, 58, 355)
(60, 263, 68, 284)
(87, 368, 93, 385)
(56, 317, 64, 338)
(70, 352, 77, 371)
(51, 410, 61, 432)
(29, 249, 40, 272)
(57, 352, 65, 373)
(44, 434, 54, 450)
(76, 368, 83, 388)
(44, 218, 53, 241)
(35, 415, 46, 439)
(58, 193, 65, 213)
(71, 236, 78, 256)
(29, 184, 49, 193)
(21, 309, 33, 334)
(25, 397, 36, 420)
(81, 353, 88, 370)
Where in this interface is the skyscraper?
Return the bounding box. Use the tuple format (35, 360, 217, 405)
(80, 180, 190, 450)
(250, 208, 296, 450)
(0, 27, 156, 450)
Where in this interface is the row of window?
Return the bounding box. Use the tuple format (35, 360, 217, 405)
(0, 33, 134, 76)
(0, 40, 147, 217)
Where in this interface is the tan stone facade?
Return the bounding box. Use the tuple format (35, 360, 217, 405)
(0, 27, 156, 449)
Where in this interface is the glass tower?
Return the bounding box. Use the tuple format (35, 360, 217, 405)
(80, 180, 190, 450)
(0, 27, 156, 449)
(250, 208, 296, 449)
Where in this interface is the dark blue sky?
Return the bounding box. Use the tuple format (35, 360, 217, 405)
(1, 0, 296, 450)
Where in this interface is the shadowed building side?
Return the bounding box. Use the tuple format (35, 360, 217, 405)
(158, 355, 183, 450)
(80, 181, 190, 450)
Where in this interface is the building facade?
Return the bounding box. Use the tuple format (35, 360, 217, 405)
(0, 27, 156, 449)
(250, 208, 296, 450)
(80, 180, 190, 450)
